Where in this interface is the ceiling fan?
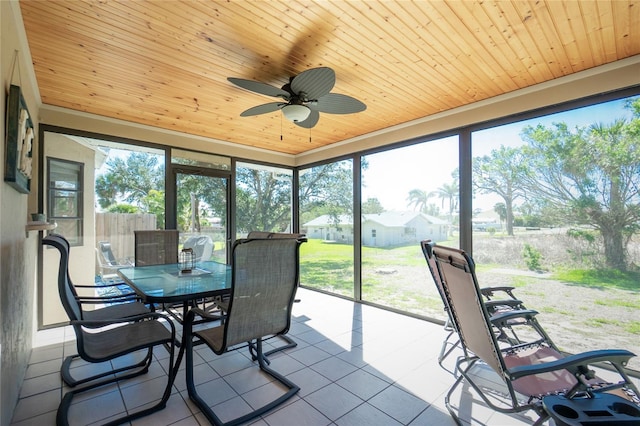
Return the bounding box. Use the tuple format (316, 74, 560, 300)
(228, 67, 366, 128)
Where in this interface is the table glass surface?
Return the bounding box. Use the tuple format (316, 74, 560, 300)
(118, 261, 231, 302)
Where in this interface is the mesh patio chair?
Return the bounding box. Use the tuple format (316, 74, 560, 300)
(47, 234, 148, 327)
(134, 229, 179, 266)
(246, 230, 274, 238)
(183, 237, 304, 426)
(420, 240, 536, 366)
(218, 231, 307, 356)
(429, 242, 639, 425)
(44, 235, 137, 304)
(43, 234, 177, 426)
(247, 231, 306, 240)
(207, 231, 279, 313)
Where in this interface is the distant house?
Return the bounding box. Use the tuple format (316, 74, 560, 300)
(302, 211, 449, 247)
(471, 218, 502, 232)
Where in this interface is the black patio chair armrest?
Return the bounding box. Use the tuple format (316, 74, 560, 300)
(480, 286, 517, 299)
(76, 294, 140, 304)
(485, 299, 524, 310)
(489, 309, 538, 327)
(507, 349, 636, 380)
(71, 313, 179, 357)
(75, 283, 129, 289)
(71, 311, 176, 335)
(75, 284, 113, 289)
(76, 292, 138, 299)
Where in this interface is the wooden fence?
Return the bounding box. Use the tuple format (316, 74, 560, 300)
(95, 213, 156, 264)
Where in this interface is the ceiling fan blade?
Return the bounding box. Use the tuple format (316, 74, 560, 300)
(290, 67, 335, 100)
(294, 109, 320, 128)
(310, 93, 367, 114)
(240, 102, 284, 117)
(228, 77, 289, 98)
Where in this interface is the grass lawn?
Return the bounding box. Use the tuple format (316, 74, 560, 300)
(298, 237, 640, 372)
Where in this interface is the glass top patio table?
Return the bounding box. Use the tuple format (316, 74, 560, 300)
(117, 261, 231, 304)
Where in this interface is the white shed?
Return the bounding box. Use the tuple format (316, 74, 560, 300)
(303, 211, 449, 247)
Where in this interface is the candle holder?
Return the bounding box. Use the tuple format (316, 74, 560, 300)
(179, 248, 195, 273)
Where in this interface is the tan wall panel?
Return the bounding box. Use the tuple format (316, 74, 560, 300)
(1, 2, 42, 424)
(39, 107, 297, 167)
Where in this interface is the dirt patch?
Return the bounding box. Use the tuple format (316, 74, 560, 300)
(345, 230, 639, 372)
(388, 234, 638, 372)
(475, 267, 640, 372)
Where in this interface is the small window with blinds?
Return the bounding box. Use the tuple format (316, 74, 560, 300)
(48, 157, 83, 246)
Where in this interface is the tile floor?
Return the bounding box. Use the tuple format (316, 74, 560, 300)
(11, 288, 635, 426)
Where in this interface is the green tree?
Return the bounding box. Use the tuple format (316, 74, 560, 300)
(95, 152, 164, 209)
(143, 189, 166, 229)
(520, 98, 640, 270)
(236, 166, 292, 233)
(493, 202, 506, 226)
(473, 146, 528, 236)
(175, 174, 226, 232)
(300, 160, 355, 227)
(107, 204, 139, 213)
(362, 197, 385, 214)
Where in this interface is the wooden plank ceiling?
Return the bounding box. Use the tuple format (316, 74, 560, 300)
(19, 1, 640, 155)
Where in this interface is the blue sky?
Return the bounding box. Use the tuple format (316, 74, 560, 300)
(362, 96, 636, 213)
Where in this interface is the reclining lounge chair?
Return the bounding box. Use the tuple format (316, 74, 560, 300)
(420, 240, 536, 365)
(429, 242, 639, 425)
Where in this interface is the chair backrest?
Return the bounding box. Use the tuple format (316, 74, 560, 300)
(420, 240, 461, 328)
(246, 231, 273, 239)
(95, 247, 108, 271)
(134, 230, 179, 266)
(247, 231, 306, 240)
(183, 235, 214, 262)
(42, 234, 82, 322)
(98, 241, 118, 265)
(221, 237, 304, 349)
(266, 232, 306, 239)
(430, 243, 507, 377)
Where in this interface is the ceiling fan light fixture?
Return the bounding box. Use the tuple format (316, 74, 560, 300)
(282, 104, 310, 122)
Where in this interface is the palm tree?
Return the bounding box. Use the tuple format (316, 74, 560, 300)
(406, 189, 433, 213)
(433, 181, 459, 220)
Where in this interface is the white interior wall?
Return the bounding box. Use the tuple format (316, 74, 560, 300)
(1, 2, 41, 424)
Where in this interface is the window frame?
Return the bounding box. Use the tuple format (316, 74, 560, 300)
(47, 156, 84, 246)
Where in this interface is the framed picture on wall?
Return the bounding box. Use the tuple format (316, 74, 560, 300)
(4, 84, 34, 194)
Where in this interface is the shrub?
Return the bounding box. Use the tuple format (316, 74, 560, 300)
(107, 204, 139, 213)
(565, 228, 601, 266)
(566, 228, 597, 243)
(522, 243, 543, 271)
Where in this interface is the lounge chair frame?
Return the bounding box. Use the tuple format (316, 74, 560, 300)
(429, 243, 638, 425)
(95, 240, 134, 285)
(421, 240, 539, 366)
